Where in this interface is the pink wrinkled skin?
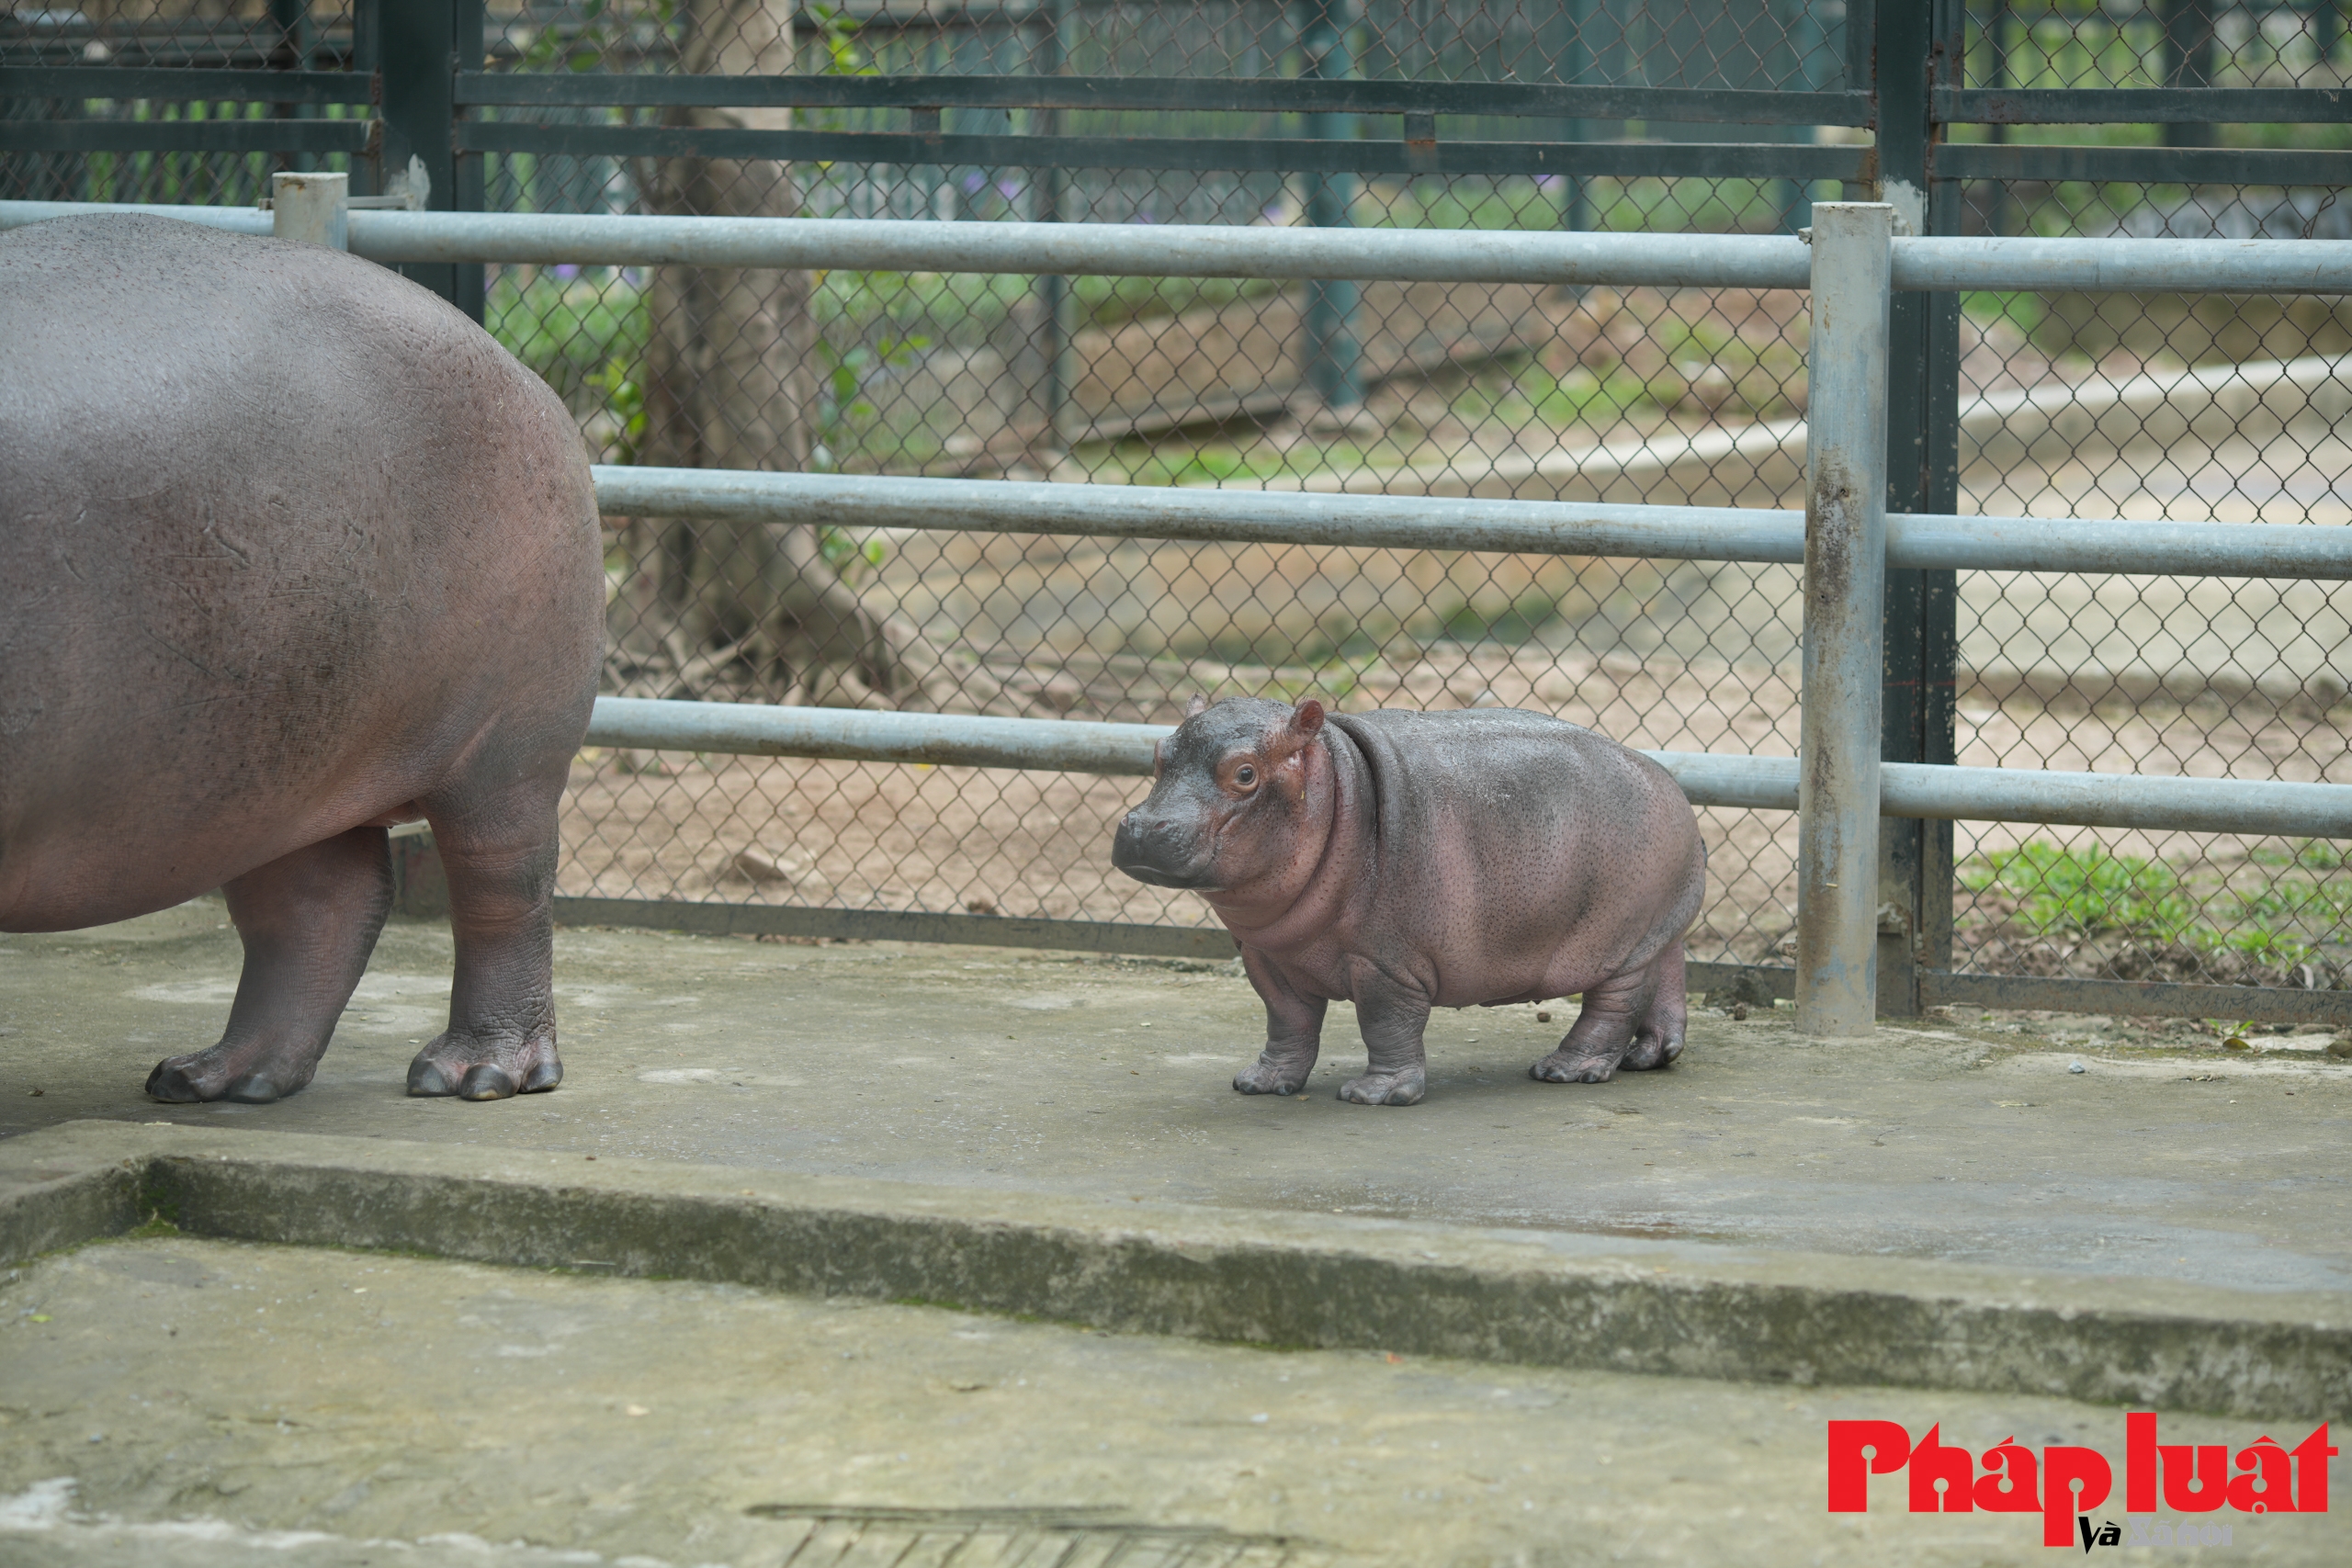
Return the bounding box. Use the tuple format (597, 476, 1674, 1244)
(1114, 697, 1706, 1105)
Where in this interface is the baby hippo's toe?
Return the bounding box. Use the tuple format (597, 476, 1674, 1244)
(1530, 1047, 1623, 1085)
(1339, 1066, 1425, 1106)
(1234, 1058, 1310, 1095)
(1620, 1029, 1684, 1072)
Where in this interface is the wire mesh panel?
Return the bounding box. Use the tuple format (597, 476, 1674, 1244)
(465, 1, 1844, 968)
(0, 2, 364, 206)
(1940, 4, 2352, 995)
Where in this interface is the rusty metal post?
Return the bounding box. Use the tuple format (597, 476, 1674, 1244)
(271, 170, 348, 250)
(1797, 202, 1894, 1036)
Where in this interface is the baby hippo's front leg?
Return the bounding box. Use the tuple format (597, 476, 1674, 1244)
(1338, 972, 1430, 1107)
(1233, 949, 1326, 1095)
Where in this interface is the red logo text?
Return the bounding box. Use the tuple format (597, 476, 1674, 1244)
(1826, 1414, 2334, 1547)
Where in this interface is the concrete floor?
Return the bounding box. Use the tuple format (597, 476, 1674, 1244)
(4, 903, 2347, 1293)
(2, 903, 2348, 1566)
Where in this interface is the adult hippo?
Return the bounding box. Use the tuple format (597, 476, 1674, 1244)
(0, 214, 604, 1102)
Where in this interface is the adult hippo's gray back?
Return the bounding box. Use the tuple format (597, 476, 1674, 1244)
(0, 214, 604, 1102)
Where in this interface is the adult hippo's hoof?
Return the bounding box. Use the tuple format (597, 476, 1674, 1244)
(1620, 1031, 1684, 1072)
(145, 1049, 312, 1104)
(1338, 1067, 1425, 1106)
(406, 1043, 560, 1100)
(143, 1061, 202, 1103)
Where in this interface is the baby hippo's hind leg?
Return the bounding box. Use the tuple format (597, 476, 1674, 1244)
(1529, 964, 1657, 1086)
(146, 828, 393, 1104)
(1620, 944, 1688, 1072)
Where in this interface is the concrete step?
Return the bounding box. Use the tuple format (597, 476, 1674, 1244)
(4, 1119, 2346, 1423)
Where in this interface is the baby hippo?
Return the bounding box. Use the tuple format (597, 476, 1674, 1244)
(1112, 697, 1705, 1105)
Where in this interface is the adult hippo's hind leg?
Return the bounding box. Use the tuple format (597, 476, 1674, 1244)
(405, 741, 571, 1102)
(1619, 944, 1688, 1072)
(146, 828, 393, 1104)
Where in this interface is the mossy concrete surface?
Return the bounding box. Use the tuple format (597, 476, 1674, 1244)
(3, 1118, 2349, 1424)
(4, 1234, 2346, 1568)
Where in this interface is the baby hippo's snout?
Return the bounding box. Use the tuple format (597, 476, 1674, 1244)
(1112, 807, 1212, 889)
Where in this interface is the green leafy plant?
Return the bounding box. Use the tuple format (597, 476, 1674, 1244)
(808, 306, 927, 585)
(517, 0, 679, 73)
(818, 526, 889, 588)
(1433, 592, 1561, 645)
(805, 2, 874, 78)
(1962, 842, 2194, 942)
(586, 357, 648, 466)
(810, 324, 931, 471)
(486, 271, 651, 417)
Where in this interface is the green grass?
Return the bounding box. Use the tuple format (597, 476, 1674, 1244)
(1436, 592, 1561, 646)
(1962, 842, 2195, 942)
(2249, 840, 2352, 874)
(1963, 838, 2352, 973)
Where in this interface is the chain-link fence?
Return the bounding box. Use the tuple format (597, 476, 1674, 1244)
(1946, 2, 2352, 998)
(6, 0, 2347, 1010)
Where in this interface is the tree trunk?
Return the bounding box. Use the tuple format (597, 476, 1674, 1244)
(616, 0, 925, 709)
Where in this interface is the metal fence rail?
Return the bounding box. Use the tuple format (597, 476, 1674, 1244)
(585, 697, 2352, 841)
(6, 187, 2346, 1028)
(589, 466, 2352, 580)
(21, 199, 2352, 297)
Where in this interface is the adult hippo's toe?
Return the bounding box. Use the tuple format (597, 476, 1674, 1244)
(406, 1036, 562, 1100)
(143, 1040, 319, 1104)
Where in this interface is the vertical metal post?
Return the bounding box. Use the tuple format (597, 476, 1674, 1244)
(267, 0, 315, 176)
(375, 0, 482, 321)
(450, 0, 485, 323)
(1866, 0, 1962, 1018)
(2160, 0, 2218, 149)
(1771, 0, 1825, 233)
(1984, 0, 2011, 238)
(1844, 0, 1876, 203)
(1796, 202, 1893, 1038)
(1298, 0, 1361, 411)
(272, 170, 348, 249)
(1032, 0, 1069, 448)
(1552, 0, 1593, 237)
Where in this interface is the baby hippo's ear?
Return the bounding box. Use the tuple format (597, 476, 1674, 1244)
(1291, 697, 1325, 736)
(1184, 693, 1209, 718)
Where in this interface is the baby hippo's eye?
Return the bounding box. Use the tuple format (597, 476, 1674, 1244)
(1235, 763, 1257, 787)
